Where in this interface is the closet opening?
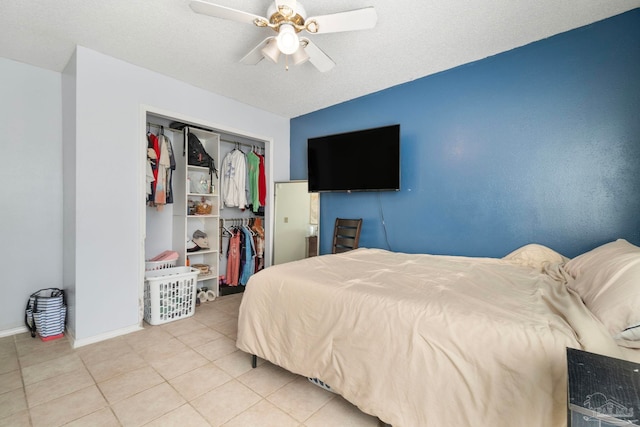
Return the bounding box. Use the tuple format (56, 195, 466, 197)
(141, 107, 272, 322)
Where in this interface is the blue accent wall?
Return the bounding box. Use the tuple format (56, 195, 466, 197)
(290, 9, 640, 258)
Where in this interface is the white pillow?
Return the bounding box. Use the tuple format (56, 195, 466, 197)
(564, 239, 640, 338)
(617, 322, 640, 341)
(503, 243, 568, 272)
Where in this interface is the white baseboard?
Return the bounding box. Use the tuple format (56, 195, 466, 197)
(1, 324, 144, 347)
(70, 323, 144, 349)
(0, 326, 29, 338)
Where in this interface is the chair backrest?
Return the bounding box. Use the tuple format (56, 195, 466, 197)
(332, 218, 363, 254)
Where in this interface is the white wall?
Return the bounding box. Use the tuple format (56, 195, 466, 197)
(0, 58, 63, 334)
(68, 47, 290, 343)
(62, 52, 77, 335)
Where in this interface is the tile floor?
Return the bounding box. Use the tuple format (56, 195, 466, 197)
(0, 294, 382, 427)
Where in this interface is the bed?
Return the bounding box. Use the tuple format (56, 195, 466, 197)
(236, 239, 640, 426)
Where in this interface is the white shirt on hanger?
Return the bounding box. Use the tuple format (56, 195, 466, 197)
(220, 149, 247, 209)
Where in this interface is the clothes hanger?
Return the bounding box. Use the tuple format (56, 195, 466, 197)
(219, 219, 232, 236)
(241, 218, 256, 235)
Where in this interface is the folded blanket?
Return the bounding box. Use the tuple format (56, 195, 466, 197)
(149, 250, 179, 261)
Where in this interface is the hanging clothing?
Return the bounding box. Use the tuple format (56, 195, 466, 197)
(257, 152, 266, 207)
(165, 135, 176, 204)
(145, 161, 154, 196)
(251, 218, 265, 273)
(154, 135, 171, 210)
(220, 149, 247, 209)
(246, 151, 260, 212)
(239, 226, 256, 285)
(226, 229, 241, 286)
(147, 133, 160, 204)
(146, 132, 174, 209)
(238, 228, 247, 284)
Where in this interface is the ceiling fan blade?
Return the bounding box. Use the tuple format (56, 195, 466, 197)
(305, 7, 377, 34)
(190, 0, 267, 26)
(240, 37, 274, 65)
(301, 38, 335, 72)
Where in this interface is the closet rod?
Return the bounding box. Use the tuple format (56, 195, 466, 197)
(220, 217, 256, 238)
(221, 217, 257, 223)
(147, 122, 182, 133)
(220, 138, 263, 151)
(147, 123, 264, 150)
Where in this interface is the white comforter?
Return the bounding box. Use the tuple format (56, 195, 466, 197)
(236, 248, 626, 426)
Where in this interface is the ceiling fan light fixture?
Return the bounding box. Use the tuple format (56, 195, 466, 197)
(189, 0, 378, 72)
(290, 45, 309, 65)
(276, 24, 299, 55)
(261, 39, 281, 63)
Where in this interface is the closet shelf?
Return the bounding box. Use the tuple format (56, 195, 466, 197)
(187, 192, 218, 197)
(187, 214, 218, 218)
(196, 273, 216, 282)
(187, 165, 210, 172)
(187, 248, 218, 255)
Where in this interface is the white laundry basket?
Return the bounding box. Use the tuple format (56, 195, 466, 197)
(145, 259, 177, 271)
(144, 267, 199, 325)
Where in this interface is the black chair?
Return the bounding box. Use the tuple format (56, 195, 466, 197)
(332, 218, 363, 254)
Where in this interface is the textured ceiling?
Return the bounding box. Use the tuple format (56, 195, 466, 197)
(1, 1, 638, 118)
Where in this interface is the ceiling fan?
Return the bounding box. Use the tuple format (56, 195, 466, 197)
(189, 0, 377, 72)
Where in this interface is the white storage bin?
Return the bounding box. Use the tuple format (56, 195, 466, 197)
(144, 267, 199, 325)
(145, 259, 177, 271)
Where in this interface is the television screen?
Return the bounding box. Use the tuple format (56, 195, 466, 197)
(307, 124, 400, 192)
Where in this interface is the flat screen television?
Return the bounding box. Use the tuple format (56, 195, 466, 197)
(307, 124, 400, 192)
